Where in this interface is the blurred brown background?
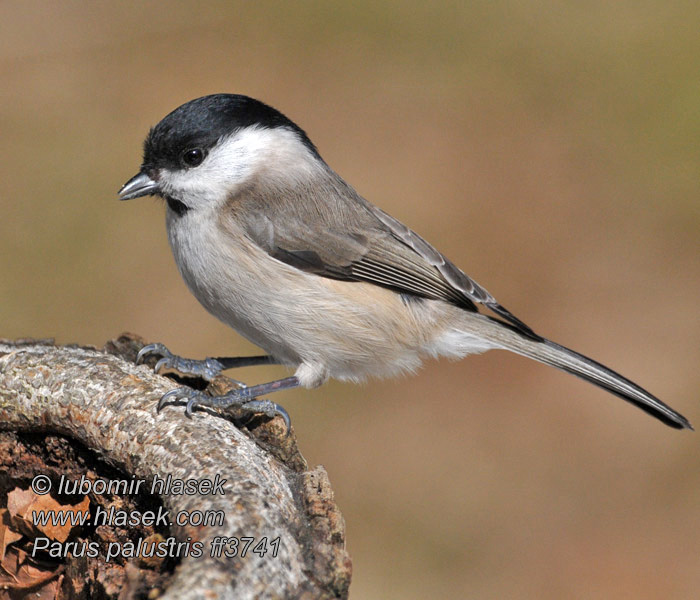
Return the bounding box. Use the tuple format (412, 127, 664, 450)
(1, 2, 699, 598)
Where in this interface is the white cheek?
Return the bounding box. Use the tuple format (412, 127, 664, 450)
(158, 127, 319, 209)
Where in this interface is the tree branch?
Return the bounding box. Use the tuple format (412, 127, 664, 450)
(0, 334, 351, 599)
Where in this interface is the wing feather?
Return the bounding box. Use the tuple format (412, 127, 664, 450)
(227, 177, 541, 340)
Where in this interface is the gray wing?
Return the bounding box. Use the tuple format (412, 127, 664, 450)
(231, 182, 541, 340)
(365, 205, 540, 338)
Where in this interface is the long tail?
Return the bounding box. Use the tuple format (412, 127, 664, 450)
(458, 313, 692, 430)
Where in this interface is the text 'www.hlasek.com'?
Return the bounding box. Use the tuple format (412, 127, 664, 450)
(28, 473, 281, 562)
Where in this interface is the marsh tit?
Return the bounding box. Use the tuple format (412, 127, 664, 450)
(119, 94, 691, 431)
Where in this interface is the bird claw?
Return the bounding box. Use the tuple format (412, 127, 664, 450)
(157, 386, 291, 433)
(137, 343, 225, 381)
(136, 343, 170, 365)
(156, 386, 196, 413)
(244, 399, 292, 435)
(140, 343, 290, 432)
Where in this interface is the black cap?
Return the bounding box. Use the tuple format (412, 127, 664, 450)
(142, 94, 320, 172)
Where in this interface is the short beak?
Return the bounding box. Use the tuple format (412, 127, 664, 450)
(118, 171, 161, 200)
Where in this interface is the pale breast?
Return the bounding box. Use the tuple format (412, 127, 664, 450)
(165, 205, 458, 382)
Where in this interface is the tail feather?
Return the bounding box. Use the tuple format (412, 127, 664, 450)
(525, 338, 691, 429)
(460, 314, 692, 430)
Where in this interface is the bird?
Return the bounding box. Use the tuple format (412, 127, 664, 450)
(118, 93, 691, 431)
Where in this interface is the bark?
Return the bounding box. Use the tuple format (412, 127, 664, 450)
(0, 334, 351, 599)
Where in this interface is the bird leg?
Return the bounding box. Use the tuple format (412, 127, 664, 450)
(136, 342, 278, 382)
(136, 343, 292, 430)
(157, 376, 300, 432)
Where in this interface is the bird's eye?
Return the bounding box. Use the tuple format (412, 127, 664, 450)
(181, 148, 205, 168)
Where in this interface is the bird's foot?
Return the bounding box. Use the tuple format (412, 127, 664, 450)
(136, 342, 241, 384)
(157, 386, 291, 432)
